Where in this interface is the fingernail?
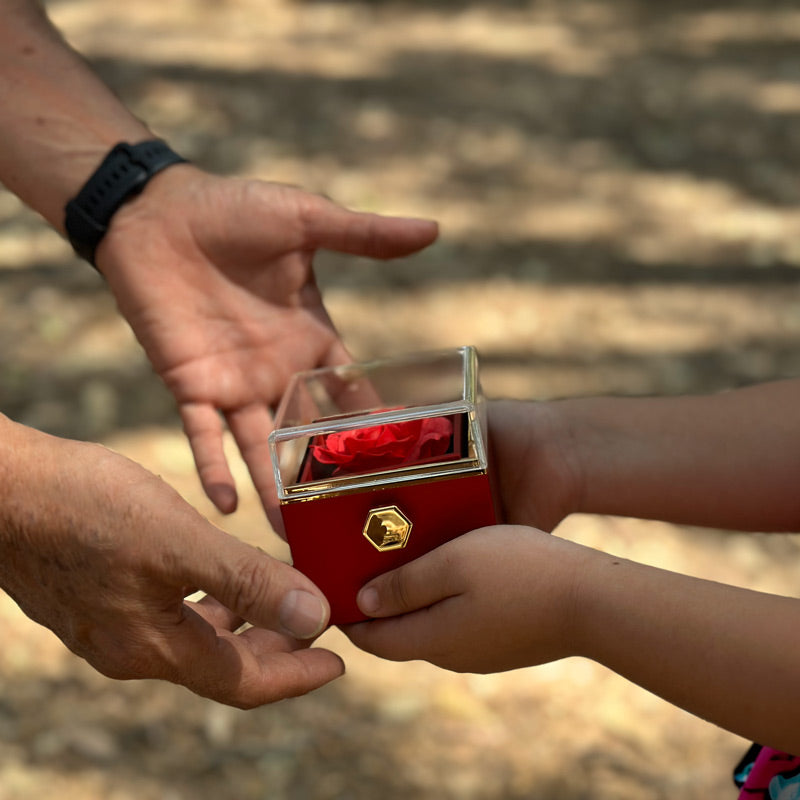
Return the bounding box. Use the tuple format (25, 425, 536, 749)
(208, 483, 238, 514)
(279, 590, 328, 639)
(357, 586, 380, 616)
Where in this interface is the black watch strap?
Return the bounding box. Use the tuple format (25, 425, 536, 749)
(64, 140, 188, 267)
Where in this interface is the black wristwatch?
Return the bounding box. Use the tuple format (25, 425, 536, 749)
(64, 139, 188, 267)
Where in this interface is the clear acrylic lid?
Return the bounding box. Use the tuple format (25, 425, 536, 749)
(269, 346, 488, 500)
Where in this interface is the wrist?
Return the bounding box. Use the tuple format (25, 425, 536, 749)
(567, 544, 631, 662)
(64, 140, 189, 268)
(490, 399, 584, 529)
(521, 532, 605, 664)
(547, 395, 644, 518)
(92, 160, 199, 281)
(534, 398, 587, 520)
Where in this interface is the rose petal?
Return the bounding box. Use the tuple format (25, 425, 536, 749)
(309, 415, 455, 475)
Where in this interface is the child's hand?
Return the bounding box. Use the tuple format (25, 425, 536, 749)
(347, 523, 800, 752)
(343, 526, 595, 674)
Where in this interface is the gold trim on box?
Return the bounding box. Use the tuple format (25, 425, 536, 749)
(281, 463, 489, 504)
(272, 346, 488, 503)
(280, 409, 485, 503)
(363, 505, 413, 551)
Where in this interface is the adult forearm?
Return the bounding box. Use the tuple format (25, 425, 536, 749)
(576, 548, 800, 753)
(557, 379, 800, 531)
(0, 0, 151, 229)
(0, 413, 61, 600)
(0, 411, 44, 521)
(0, 413, 84, 560)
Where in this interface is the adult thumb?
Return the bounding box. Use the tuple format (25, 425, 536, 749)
(181, 525, 330, 640)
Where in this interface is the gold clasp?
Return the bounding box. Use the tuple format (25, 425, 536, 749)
(363, 505, 413, 551)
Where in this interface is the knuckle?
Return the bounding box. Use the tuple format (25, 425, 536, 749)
(225, 557, 273, 621)
(295, 190, 323, 230)
(386, 568, 413, 612)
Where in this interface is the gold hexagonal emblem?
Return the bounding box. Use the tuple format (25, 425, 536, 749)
(363, 505, 413, 552)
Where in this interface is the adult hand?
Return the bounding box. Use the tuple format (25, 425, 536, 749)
(97, 164, 439, 518)
(0, 419, 344, 707)
(344, 526, 593, 674)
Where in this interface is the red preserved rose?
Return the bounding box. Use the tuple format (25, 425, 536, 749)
(309, 416, 454, 475)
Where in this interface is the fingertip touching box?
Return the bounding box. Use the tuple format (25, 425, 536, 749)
(268, 346, 498, 624)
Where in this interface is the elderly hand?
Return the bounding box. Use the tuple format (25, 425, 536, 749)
(96, 165, 438, 519)
(0, 417, 344, 707)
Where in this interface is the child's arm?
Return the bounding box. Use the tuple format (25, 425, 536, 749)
(346, 379, 800, 750)
(490, 378, 800, 532)
(345, 525, 800, 755)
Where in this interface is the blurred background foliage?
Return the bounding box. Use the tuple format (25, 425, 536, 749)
(2, 0, 800, 797)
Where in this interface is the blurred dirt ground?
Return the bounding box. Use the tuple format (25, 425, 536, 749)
(3, 0, 800, 797)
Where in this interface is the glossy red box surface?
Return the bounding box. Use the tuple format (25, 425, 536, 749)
(284, 471, 497, 623)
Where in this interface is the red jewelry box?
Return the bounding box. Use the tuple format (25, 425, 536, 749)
(268, 347, 498, 624)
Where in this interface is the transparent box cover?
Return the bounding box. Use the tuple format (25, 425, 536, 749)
(269, 346, 489, 502)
